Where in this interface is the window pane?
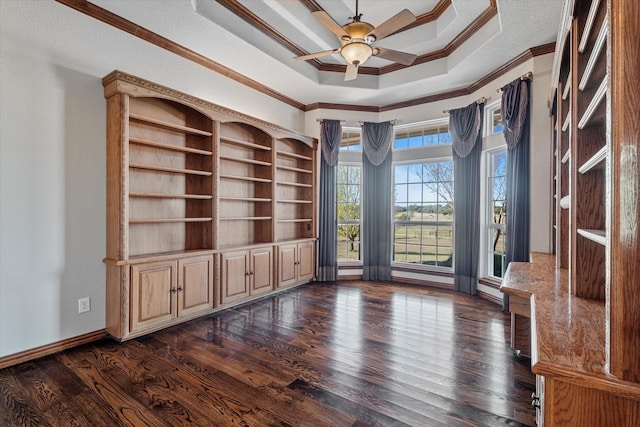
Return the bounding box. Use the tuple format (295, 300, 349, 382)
(395, 137, 408, 150)
(338, 225, 360, 261)
(341, 130, 361, 151)
(394, 122, 451, 151)
(393, 160, 455, 269)
(487, 149, 508, 278)
(492, 108, 503, 133)
(337, 162, 361, 262)
(395, 185, 408, 204)
(395, 165, 409, 184)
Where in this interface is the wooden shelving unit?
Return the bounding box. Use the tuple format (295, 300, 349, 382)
(510, 1, 640, 425)
(217, 122, 274, 249)
(571, 0, 607, 301)
(102, 71, 317, 341)
(274, 138, 316, 243)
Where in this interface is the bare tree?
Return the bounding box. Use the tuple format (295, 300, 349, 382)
(337, 166, 360, 251)
(410, 161, 454, 211)
(491, 153, 507, 251)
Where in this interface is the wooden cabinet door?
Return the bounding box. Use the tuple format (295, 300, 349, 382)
(178, 255, 214, 317)
(278, 244, 298, 288)
(297, 241, 314, 282)
(250, 247, 273, 296)
(220, 250, 250, 305)
(130, 261, 177, 332)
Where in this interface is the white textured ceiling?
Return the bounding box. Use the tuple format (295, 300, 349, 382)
(89, 0, 564, 107)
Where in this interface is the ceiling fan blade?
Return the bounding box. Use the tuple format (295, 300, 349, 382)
(345, 64, 358, 81)
(373, 47, 417, 66)
(294, 49, 339, 61)
(312, 10, 350, 39)
(366, 9, 416, 41)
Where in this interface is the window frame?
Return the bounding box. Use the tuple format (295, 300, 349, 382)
(485, 100, 503, 136)
(485, 147, 507, 279)
(393, 118, 451, 150)
(337, 127, 363, 265)
(391, 157, 455, 271)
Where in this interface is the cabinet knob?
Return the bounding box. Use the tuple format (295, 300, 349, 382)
(246, 271, 251, 276)
(170, 288, 177, 294)
(177, 287, 183, 292)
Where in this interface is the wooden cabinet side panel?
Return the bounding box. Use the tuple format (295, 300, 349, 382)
(251, 247, 273, 296)
(609, 0, 640, 382)
(220, 251, 249, 304)
(130, 261, 177, 332)
(298, 241, 315, 282)
(105, 93, 129, 260)
(178, 255, 214, 317)
(278, 245, 297, 288)
(106, 264, 128, 339)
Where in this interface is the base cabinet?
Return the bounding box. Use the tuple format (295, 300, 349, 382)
(278, 241, 314, 288)
(541, 376, 640, 426)
(178, 256, 215, 317)
(129, 255, 214, 335)
(220, 247, 274, 305)
(130, 260, 177, 332)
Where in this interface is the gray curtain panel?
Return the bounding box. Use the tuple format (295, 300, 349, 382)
(502, 79, 531, 266)
(362, 121, 394, 281)
(317, 119, 342, 282)
(502, 78, 531, 310)
(450, 103, 484, 295)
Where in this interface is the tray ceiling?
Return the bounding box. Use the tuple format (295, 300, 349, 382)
(88, 0, 564, 108)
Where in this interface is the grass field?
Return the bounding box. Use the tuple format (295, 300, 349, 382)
(338, 212, 454, 265)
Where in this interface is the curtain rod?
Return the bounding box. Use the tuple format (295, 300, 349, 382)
(316, 119, 347, 123)
(357, 119, 398, 126)
(315, 119, 398, 126)
(442, 97, 487, 115)
(496, 71, 533, 93)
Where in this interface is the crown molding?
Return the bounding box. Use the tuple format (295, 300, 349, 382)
(56, 0, 306, 110)
(57, 0, 555, 114)
(307, 42, 556, 113)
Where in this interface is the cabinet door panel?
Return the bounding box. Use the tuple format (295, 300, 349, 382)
(221, 251, 249, 304)
(130, 261, 176, 332)
(251, 247, 273, 296)
(278, 244, 297, 288)
(178, 255, 214, 317)
(298, 241, 314, 282)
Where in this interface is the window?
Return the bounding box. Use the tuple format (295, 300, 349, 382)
(337, 164, 361, 262)
(487, 149, 507, 278)
(393, 161, 454, 267)
(340, 129, 361, 151)
(485, 101, 503, 135)
(394, 121, 451, 150)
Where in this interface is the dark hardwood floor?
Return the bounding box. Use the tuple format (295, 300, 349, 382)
(0, 281, 536, 427)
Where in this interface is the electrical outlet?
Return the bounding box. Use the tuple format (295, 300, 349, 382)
(78, 297, 91, 313)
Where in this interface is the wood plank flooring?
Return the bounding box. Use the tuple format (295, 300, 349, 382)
(0, 281, 536, 426)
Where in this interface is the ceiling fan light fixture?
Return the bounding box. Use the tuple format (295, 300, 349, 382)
(340, 42, 373, 67)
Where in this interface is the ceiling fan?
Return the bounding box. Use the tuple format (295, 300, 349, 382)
(294, 0, 418, 81)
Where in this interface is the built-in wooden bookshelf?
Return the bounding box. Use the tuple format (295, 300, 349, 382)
(102, 71, 317, 340)
(217, 122, 274, 249)
(275, 138, 315, 243)
(504, 1, 640, 425)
